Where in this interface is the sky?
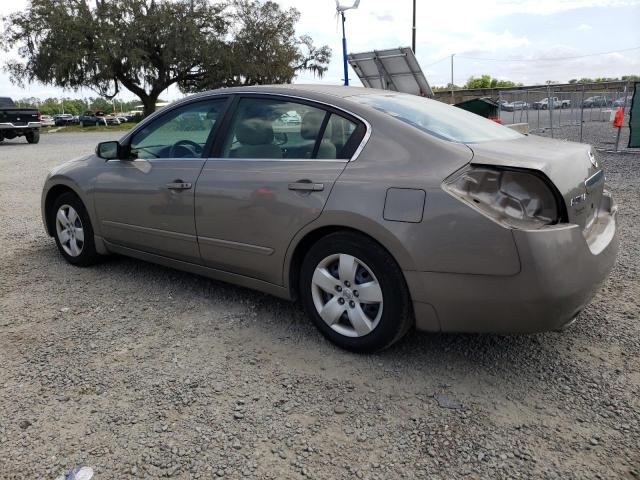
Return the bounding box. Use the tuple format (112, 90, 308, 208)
(1, 0, 639, 102)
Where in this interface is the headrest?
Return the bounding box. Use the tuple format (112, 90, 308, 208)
(236, 118, 274, 145)
(301, 111, 325, 140)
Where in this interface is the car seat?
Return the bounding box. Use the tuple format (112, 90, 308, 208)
(300, 111, 336, 159)
(229, 118, 282, 159)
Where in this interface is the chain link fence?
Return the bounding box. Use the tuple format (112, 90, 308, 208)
(497, 83, 633, 150)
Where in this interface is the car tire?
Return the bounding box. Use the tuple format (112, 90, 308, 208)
(299, 232, 413, 353)
(26, 130, 40, 144)
(50, 192, 101, 267)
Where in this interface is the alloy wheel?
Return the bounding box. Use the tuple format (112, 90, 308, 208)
(55, 204, 85, 257)
(311, 253, 383, 338)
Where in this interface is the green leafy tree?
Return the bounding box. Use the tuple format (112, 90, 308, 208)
(464, 75, 519, 89)
(3, 0, 330, 116)
(432, 83, 461, 92)
(180, 0, 331, 91)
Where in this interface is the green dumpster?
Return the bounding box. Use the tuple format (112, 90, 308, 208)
(454, 97, 501, 123)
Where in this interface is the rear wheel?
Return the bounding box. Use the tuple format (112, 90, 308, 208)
(26, 130, 40, 144)
(300, 232, 413, 352)
(50, 192, 101, 266)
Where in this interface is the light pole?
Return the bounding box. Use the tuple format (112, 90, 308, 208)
(336, 1, 360, 87)
(412, 0, 416, 53)
(450, 54, 455, 104)
(341, 11, 349, 86)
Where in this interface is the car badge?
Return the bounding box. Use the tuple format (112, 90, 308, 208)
(588, 151, 598, 168)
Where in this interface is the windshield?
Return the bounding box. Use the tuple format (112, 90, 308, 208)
(350, 93, 522, 144)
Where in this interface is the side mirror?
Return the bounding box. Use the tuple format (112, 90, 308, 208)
(96, 141, 123, 160)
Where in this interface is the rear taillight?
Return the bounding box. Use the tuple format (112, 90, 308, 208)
(37, 112, 42, 120)
(443, 166, 562, 229)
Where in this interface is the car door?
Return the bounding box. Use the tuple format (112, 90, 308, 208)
(195, 94, 366, 285)
(94, 97, 229, 264)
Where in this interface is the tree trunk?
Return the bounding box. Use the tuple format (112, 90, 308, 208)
(142, 95, 159, 117)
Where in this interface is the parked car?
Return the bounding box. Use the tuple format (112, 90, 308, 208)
(54, 114, 75, 126)
(612, 96, 632, 108)
(41, 85, 618, 352)
(40, 115, 55, 127)
(582, 96, 611, 108)
(79, 111, 104, 127)
(0, 96, 41, 143)
(103, 115, 121, 126)
(532, 97, 570, 110)
(502, 101, 529, 111)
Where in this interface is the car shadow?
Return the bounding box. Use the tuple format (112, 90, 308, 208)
(16, 243, 578, 391)
(90, 253, 570, 376)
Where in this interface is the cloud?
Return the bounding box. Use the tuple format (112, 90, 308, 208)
(1, 0, 638, 96)
(373, 13, 394, 22)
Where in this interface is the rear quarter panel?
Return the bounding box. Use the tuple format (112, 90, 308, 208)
(286, 110, 521, 280)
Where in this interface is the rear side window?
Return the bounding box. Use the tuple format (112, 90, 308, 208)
(220, 97, 363, 160)
(319, 114, 359, 159)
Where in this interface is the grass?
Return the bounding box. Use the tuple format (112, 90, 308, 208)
(41, 122, 137, 134)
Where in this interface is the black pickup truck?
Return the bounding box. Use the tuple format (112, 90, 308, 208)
(0, 97, 41, 144)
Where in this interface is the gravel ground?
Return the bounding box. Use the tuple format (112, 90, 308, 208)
(0, 128, 638, 480)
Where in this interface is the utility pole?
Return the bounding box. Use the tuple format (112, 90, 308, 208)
(341, 11, 349, 86)
(450, 54, 455, 104)
(412, 0, 416, 53)
(336, 1, 360, 87)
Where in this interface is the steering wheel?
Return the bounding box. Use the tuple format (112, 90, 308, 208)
(273, 132, 288, 146)
(169, 139, 203, 158)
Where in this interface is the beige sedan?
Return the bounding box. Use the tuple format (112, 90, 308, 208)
(42, 85, 618, 352)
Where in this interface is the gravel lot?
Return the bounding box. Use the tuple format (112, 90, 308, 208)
(0, 127, 638, 480)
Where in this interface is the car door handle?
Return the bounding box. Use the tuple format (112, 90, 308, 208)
(288, 182, 324, 191)
(166, 181, 192, 190)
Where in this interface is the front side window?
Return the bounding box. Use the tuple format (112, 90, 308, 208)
(221, 97, 359, 160)
(130, 99, 226, 159)
(350, 93, 521, 144)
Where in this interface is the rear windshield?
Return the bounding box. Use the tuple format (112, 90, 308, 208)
(349, 93, 521, 144)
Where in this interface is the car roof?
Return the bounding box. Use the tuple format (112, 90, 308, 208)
(185, 84, 388, 102)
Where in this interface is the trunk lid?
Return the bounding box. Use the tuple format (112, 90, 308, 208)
(468, 135, 603, 231)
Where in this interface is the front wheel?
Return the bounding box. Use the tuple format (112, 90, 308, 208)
(299, 232, 413, 352)
(50, 192, 101, 266)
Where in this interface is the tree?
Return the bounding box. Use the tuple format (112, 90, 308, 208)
(3, 0, 331, 116)
(464, 75, 519, 89)
(180, 0, 331, 91)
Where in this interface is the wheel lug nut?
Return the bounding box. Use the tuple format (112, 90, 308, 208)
(336, 285, 342, 292)
(344, 281, 350, 287)
(349, 300, 355, 308)
(353, 290, 359, 297)
(338, 298, 345, 305)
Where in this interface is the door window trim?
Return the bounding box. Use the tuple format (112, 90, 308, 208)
(122, 91, 372, 162)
